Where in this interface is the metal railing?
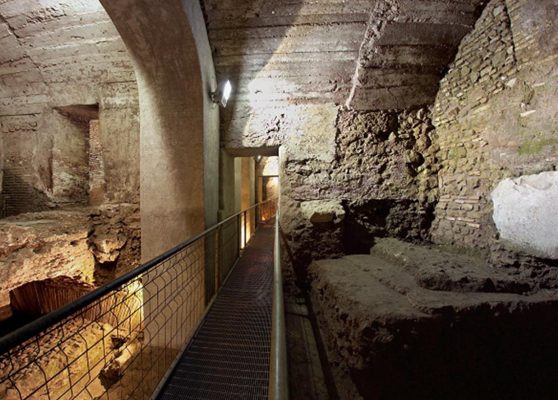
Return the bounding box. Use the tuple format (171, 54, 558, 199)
(269, 212, 288, 400)
(0, 199, 277, 400)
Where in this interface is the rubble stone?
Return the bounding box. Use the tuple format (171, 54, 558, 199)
(300, 200, 345, 224)
(0, 205, 140, 310)
(310, 243, 558, 399)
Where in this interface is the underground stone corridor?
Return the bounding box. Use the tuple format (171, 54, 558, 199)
(0, 0, 557, 399)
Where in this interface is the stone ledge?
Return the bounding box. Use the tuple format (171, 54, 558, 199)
(309, 246, 558, 399)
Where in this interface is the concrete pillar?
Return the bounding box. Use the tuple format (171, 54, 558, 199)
(181, 0, 219, 229)
(257, 175, 263, 204)
(100, 0, 210, 353)
(216, 150, 242, 288)
(219, 149, 238, 220)
(181, 0, 220, 305)
(240, 157, 256, 244)
(234, 157, 242, 212)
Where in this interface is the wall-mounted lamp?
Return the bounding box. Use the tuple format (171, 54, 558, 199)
(211, 80, 232, 108)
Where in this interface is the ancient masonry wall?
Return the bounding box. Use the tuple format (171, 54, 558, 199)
(0, 0, 139, 216)
(279, 106, 439, 278)
(430, 0, 558, 259)
(88, 120, 106, 206)
(206, 0, 487, 280)
(0, 204, 140, 311)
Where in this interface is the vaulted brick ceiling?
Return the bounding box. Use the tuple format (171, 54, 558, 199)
(203, 0, 487, 112)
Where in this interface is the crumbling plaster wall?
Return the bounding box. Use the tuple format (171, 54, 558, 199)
(0, 0, 139, 216)
(430, 0, 558, 263)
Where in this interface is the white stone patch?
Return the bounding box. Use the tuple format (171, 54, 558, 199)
(491, 171, 558, 259)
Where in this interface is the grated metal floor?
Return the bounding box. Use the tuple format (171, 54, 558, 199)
(156, 223, 274, 400)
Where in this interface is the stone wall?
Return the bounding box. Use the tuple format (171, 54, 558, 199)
(277, 105, 439, 281)
(89, 204, 141, 284)
(204, 0, 485, 149)
(0, 0, 139, 216)
(0, 204, 140, 313)
(205, 0, 488, 282)
(430, 0, 558, 261)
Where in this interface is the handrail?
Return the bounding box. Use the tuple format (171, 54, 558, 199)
(0, 198, 277, 356)
(269, 216, 289, 399)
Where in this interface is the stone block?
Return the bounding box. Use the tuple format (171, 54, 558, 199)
(492, 171, 558, 258)
(310, 250, 558, 399)
(300, 199, 345, 224)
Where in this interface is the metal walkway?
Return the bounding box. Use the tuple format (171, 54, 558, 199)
(156, 223, 275, 400)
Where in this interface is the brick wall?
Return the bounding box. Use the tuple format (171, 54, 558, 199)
(88, 120, 105, 206)
(430, 0, 558, 256)
(0, 0, 139, 216)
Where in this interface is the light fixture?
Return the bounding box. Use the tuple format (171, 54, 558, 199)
(211, 80, 232, 108)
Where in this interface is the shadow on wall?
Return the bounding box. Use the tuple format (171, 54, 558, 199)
(2, 170, 52, 217)
(343, 199, 436, 254)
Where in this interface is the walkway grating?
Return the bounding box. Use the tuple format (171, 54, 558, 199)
(156, 223, 274, 400)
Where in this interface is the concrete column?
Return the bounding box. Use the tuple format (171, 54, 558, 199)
(219, 149, 238, 220)
(240, 157, 256, 244)
(216, 150, 241, 287)
(182, 0, 219, 229)
(100, 0, 209, 352)
(249, 158, 256, 232)
(181, 0, 220, 305)
(234, 157, 242, 212)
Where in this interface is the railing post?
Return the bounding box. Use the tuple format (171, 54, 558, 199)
(270, 214, 288, 400)
(237, 212, 242, 254)
(243, 210, 247, 248)
(214, 227, 220, 294)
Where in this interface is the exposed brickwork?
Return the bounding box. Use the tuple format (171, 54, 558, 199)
(430, 0, 558, 258)
(0, 0, 139, 215)
(431, 0, 515, 250)
(88, 119, 105, 206)
(206, 0, 488, 149)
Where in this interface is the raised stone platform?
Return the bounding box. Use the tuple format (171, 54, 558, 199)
(309, 238, 558, 400)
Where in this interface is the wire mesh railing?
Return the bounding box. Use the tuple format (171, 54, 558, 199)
(0, 199, 277, 400)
